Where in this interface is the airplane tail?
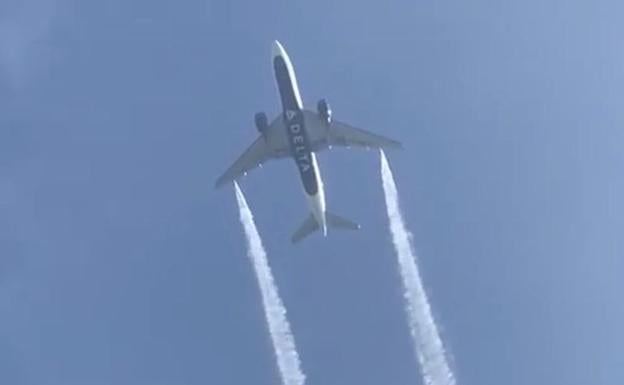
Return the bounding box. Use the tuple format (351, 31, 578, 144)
(291, 211, 360, 244)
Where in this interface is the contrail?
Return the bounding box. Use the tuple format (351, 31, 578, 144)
(233, 182, 306, 385)
(379, 150, 456, 385)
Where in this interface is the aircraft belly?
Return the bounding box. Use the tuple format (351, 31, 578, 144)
(272, 41, 326, 229)
(273, 56, 302, 112)
(305, 186, 325, 228)
(282, 108, 319, 196)
(302, 110, 327, 145)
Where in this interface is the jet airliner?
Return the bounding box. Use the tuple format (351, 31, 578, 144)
(216, 40, 401, 243)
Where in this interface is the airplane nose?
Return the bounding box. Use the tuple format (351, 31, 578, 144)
(272, 40, 285, 59)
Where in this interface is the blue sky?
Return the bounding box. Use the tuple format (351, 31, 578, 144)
(1, 0, 623, 384)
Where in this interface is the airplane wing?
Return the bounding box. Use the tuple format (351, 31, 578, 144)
(215, 119, 290, 188)
(304, 111, 401, 151)
(325, 119, 402, 150)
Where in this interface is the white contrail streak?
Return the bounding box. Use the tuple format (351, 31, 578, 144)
(380, 150, 456, 385)
(234, 182, 306, 385)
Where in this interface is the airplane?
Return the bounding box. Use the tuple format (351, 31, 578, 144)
(215, 40, 401, 243)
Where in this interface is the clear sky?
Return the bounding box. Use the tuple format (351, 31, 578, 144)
(1, 0, 623, 384)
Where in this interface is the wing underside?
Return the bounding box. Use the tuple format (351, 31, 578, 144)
(303, 110, 401, 152)
(215, 118, 289, 188)
(215, 111, 401, 188)
(327, 119, 402, 149)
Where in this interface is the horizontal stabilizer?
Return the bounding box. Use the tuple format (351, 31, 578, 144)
(291, 211, 360, 244)
(326, 212, 360, 231)
(291, 214, 319, 244)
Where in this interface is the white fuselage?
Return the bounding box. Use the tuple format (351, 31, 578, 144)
(271, 41, 327, 236)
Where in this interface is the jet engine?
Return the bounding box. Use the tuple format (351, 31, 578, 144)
(317, 99, 332, 125)
(255, 112, 269, 136)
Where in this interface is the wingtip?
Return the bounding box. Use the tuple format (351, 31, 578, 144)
(214, 177, 231, 190)
(290, 234, 304, 244)
(380, 141, 402, 152)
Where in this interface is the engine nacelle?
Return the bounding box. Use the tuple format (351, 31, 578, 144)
(255, 112, 269, 136)
(317, 99, 332, 125)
